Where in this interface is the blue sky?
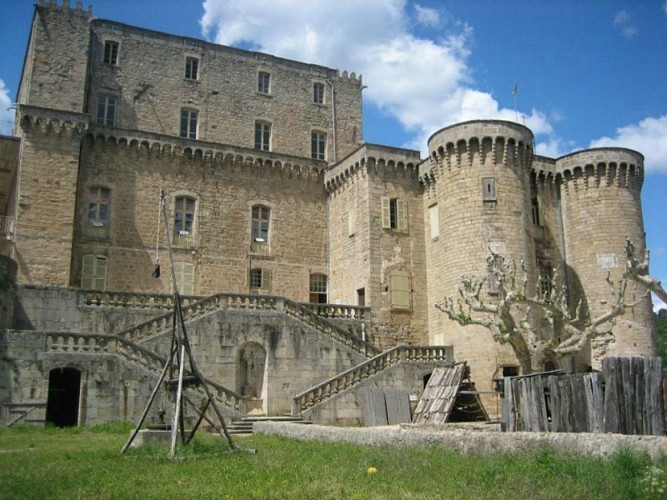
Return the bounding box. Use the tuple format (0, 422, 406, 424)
(1, 0, 666, 309)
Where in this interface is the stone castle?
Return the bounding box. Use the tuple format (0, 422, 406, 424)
(0, 1, 656, 426)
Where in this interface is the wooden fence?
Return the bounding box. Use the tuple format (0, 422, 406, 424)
(502, 357, 664, 435)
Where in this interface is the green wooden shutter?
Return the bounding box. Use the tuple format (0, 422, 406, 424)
(390, 270, 411, 310)
(397, 199, 408, 232)
(174, 262, 194, 295)
(82, 255, 106, 290)
(381, 197, 390, 229)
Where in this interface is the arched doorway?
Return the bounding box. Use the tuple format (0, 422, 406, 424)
(236, 342, 266, 413)
(45, 367, 81, 427)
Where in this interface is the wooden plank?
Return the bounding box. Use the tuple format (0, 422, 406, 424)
(412, 365, 465, 425)
(361, 388, 388, 426)
(603, 357, 621, 433)
(385, 389, 411, 425)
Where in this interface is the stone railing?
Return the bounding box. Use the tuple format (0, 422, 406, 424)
(44, 332, 246, 415)
(291, 345, 454, 415)
(298, 303, 370, 321)
(116, 292, 376, 357)
(78, 290, 202, 310)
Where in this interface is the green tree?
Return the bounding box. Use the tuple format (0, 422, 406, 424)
(655, 309, 667, 377)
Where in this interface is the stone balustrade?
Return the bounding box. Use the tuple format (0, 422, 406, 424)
(298, 303, 370, 321)
(79, 290, 201, 309)
(291, 345, 454, 415)
(44, 331, 246, 415)
(45, 333, 112, 354)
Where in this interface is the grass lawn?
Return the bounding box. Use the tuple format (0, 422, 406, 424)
(0, 423, 665, 499)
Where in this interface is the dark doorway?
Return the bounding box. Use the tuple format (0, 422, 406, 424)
(46, 367, 81, 427)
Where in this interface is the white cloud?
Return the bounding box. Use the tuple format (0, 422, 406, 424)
(589, 115, 667, 173)
(414, 4, 440, 27)
(0, 79, 13, 136)
(653, 293, 666, 313)
(613, 10, 637, 38)
(199, 0, 554, 155)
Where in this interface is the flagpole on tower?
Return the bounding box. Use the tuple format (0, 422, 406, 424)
(513, 81, 518, 123)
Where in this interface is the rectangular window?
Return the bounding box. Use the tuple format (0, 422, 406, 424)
(103, 40, 119, 65)
(348, 209, 355, 237)
(390, 270, 411, 310)
(180, 109, 198, 139)
(537, 259, 552, 300)
(381, 197, 408, 232)
(251, 205, 270, 248)
(185, 57, 199, 80)
(258, 71, 271, 94)
(174, 262, 194, 296)
(81, 255, 107, 290)
(309, 274, 328, 304)
(429, 203, 439, 239)
(255, 121, 271, 151)
(530, 175, 540, 225)
(311, 131, 326, 160)
(96, 96, 116, 127)
(250, 268, 271, 294)
(88, 187, 110, 227)
(482, 177, 496, 201)
(313, 82, 325, 104)
(174, 196, 196, 247)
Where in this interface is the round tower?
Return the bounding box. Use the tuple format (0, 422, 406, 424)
(424, 120, 535, 387)
(557, 148, 655, 367)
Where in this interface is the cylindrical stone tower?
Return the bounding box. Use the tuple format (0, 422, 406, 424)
(423, 120, 536, 388)
(557, 148, 656, 367)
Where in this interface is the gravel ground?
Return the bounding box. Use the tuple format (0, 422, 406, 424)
(253, 421, 667, 460)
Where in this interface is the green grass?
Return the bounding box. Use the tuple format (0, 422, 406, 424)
(0, 424, 665, 499)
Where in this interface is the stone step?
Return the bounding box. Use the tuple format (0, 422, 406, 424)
(227, 415, 311, 435)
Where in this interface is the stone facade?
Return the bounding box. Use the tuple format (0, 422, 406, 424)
(0, 1, 657, 426)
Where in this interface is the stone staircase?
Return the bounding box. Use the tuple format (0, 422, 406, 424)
(227, 415, 312, 435)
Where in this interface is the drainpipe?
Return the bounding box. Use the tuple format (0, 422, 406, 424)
(325, 78, 336, 164)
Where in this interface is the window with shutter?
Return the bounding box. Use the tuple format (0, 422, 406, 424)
(482, 177, 496, 201)
(174, 262, 194, 295)
(81, 255, 107, 290)
(348, 210, 355, 237)
(381, 197, 408, 232)
(390, 269, 411, 310)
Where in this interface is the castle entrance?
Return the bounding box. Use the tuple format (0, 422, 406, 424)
(45, 367, 81, 427)
(237, 342, 266, 413)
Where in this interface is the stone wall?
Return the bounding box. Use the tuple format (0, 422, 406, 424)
(87, 19, 362, 162)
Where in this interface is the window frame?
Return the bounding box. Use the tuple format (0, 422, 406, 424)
(381, 197, 408, 232)
(311, 130, 327, 160)
(173, 195, 197, 248)
(254, 121, 271, 151)
(103, 40, 119, 65)
(88, 186, 111, 228)
(249, 267, 272, 294)
(250, 204, 270, 250)
(180, 108, 198, 139)
(313, 82, 325, 104)
(96, 95, 116, 127)
(185, 56, 199, 80)
(429, 203, 439, 240)
(81, 254, 107, 290)
(482, 177, 497, 202)
(257, 71, 271, 94)
(309, 273, 328, 304)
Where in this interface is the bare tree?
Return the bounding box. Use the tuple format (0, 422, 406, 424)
(624, 238, 667, 307)
(436, 252, 641, 374)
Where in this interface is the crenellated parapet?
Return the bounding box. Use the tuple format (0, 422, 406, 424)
(554, 148, 644, 194)
(423, 120, 534, 184)
(37, 0, 92, 17)
(19, 105, 89, 138)
(324, 143, 421, 193)
(85, 127, 327, 182)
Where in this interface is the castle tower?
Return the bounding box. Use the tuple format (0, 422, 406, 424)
(557, 149, 656, 367)
(422, 120, 536, 385)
